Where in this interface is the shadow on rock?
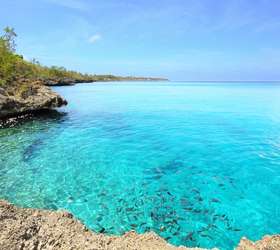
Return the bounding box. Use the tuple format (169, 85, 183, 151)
(0, 110, 68, 129)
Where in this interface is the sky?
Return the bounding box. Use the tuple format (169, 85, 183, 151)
(1, 0, 280, 81)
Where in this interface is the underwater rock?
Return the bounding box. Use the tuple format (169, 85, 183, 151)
(23, 138, 44, 162)
(0, 199, 209, 250)
(211, 198, 220, 203)
(144, 159, 186, 182)
(0, 199, 278, 249)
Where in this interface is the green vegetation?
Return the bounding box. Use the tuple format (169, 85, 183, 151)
(0, 27, 167, 88)
(0, 27, 95, 87)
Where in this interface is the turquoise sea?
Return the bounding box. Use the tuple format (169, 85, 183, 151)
(0, 81, 280, 249)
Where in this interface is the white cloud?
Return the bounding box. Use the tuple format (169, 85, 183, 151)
(45, 0, 88, 11)
(88, 34, 102, 44)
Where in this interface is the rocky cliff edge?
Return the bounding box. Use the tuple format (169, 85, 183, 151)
(0, 79, 67, 119)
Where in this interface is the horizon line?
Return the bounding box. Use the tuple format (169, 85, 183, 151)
(170, 80, 280, 83)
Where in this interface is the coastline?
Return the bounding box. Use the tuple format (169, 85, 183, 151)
(43, 77, 169, 87)
(1, 80, 279, 250)
(0, 199, 279, 250)
(0, 80, 67, 120)
(0, 200, 207, 250)
(0, 77, 168, 120)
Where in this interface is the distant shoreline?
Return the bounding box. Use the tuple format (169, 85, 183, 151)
(171, 80, 280, 83)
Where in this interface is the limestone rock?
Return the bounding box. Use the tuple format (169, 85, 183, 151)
(0, 200, 209, 250)
(0, 84, 67, 119)
(43, 77, 94, 86)
(236, 235, 280, 250)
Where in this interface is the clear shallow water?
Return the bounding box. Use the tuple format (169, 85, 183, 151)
(1, 81, 280, 249)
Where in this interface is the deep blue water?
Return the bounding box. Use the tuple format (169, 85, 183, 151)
(0, 81, 280, 249)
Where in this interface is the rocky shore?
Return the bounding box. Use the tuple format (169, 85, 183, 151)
(0, 200, 207, 250)
(0, 78, 278, 250)
(0, 76, 169, 119)
(0, 200, 279, 250)
(0, 79, 67, 120)
(237, 235, 280, 250)
(43, 77, 94, 86)
(43, 76, 169, 86)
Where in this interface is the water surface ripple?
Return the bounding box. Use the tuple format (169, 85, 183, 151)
(1, 81, 280, 250)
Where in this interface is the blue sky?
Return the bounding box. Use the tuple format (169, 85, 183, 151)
(1, 0, 280, 80)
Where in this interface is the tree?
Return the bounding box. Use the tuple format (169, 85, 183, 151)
(31, 58, 40, 65)
(0, 26, 98, 87)
(2, 26, 17, 52)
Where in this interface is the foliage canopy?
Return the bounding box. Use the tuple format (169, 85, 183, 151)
(0, 27, 95, 87)
(0, 27, 166, 87)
